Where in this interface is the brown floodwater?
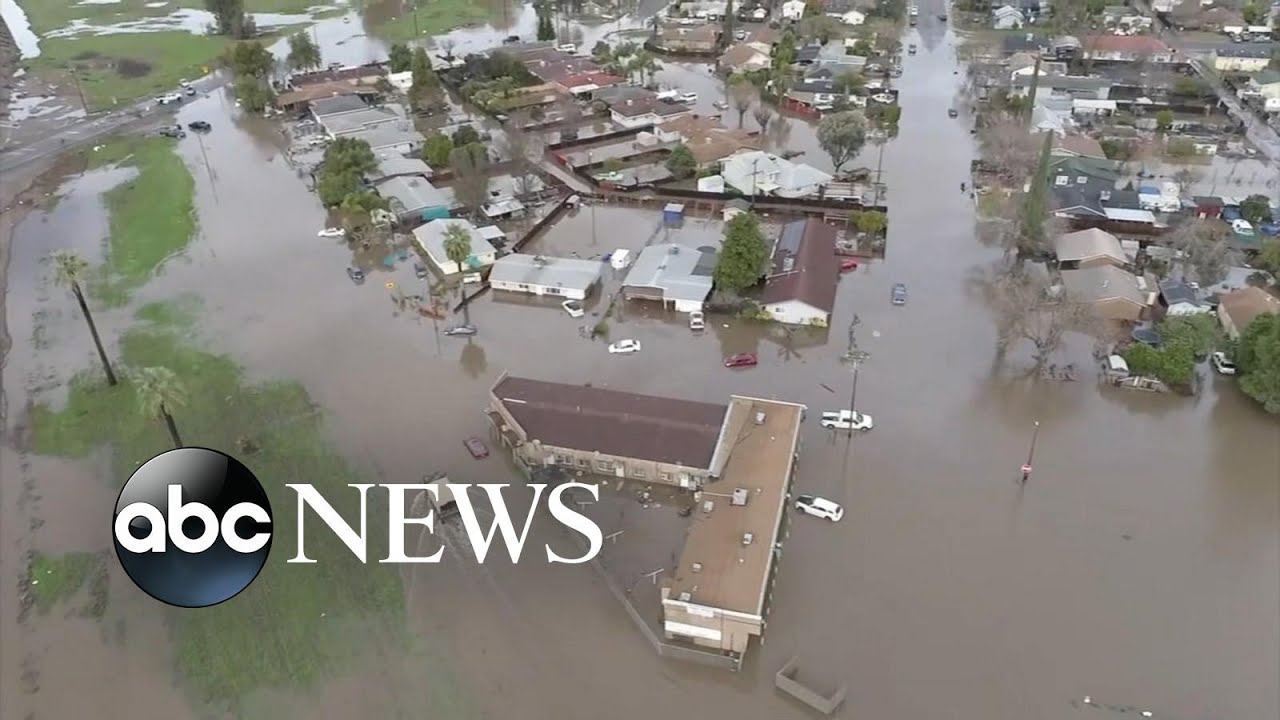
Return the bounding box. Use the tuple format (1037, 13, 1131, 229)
(2, 7, 1277, 720)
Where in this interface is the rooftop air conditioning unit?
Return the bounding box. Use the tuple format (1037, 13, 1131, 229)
(742, 532, 754, 546)
(754, 411, 766, 425)
(702, 500, 714, 514)
(731, 488, 749, 506)
(691, 563, 703, 573)
(678, 592, 692, 602)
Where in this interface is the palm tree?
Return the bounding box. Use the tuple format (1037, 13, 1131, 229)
(51, 250, 117, 386)
(632, 50, 658, 87)
(442, 223, 474, 325)
(133, 366, 187, 448)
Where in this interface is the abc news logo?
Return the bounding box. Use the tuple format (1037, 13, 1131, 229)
(114, 447, 603, 608)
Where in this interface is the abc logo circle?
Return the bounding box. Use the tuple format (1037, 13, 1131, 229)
(112, 447, 272, 608)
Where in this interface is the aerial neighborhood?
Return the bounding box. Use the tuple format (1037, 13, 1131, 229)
(1, 0, 1278, 719)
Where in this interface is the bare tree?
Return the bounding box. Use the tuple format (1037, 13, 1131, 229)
(767, 113, 792, 150)
(448, 144, 491, 218)
(730, 78, 756, 128)
(752, 104, 773, 134)
(1165, 218, 1230, 286)
(500, 114, 544, 200)
(438, 38, 457, 58)
(1172, 166, 1203, 196)
(978, 114, 1041, 182)
(982, 262, 1097, 369)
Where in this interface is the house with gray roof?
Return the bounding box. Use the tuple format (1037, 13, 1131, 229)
(317, 106, 402, 137)
(375, 176, 451, 222)
(488, 254, 605, 301)
(412, 219, 500, 275)
(622, 243, 716, 314)
(347, 123, 425, 155)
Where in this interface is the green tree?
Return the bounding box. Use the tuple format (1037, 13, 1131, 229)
(1255, 239, 1280, 279)
(1172, 76, 1202, 97)
(442, 223, 475, 323)
(1243, 1, 1266, 25)
(234, 75, 274, 112)
(1023, 57, 1041, 125)
(666, 144, 697, 179)
(1237, 312, 1280, 413)
(452, 124, 481, 147)
(205, 0, 254, 38)
(287, 31, 321, 71)
(1159, 314, 1221, 359)
(630, 50, 658, 86)
(317, 137, 377, 206)
(1017, 131, 1054, 257)
(592, 41, 611, 61)
(773, 31, 797, 71)
(388, 43, 413, 73)
(422, 132, 453, 168)
(408, 47, 438, 111)
(851, 210, 887, 236)
(714, 212, 768, 294)
(317, 169, 362, 207)
(817, 111, 867, 174)
(1239, 194, 1273, 225)
(51, 250, 117, 386)
(1155, 109, 1173, 133)
(833, 71, 864, 95)
(133, 366, 187, 448)
(1121, 342, 1196, 387)
(227, 40, 273, 78)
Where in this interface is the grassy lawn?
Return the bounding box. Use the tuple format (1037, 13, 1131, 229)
(30, 318, 407, 705)
(83, 137, 196, 306)
(28, 552, 104, 613)
(30, 31, 228, 111)
(18, 0, 333, 35)
(368, 0, 495, 43)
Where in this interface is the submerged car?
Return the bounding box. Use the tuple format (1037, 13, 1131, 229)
(346, 266, 365, 284)
(795, 495, 844, 522)
(891, 283, 908, 305)
(414, 262, 428, 279)
(608, 339, 641, 354)
(820, 410, 874, 431)
(188, 120, 211, 132)
(724, 352, 758, 369)
(158, 125, 185, 139)
(318, 227, 346, 238)
(464, 436, 489, 459)
(443, 324, 478, 337)
(1211, 351, 1237, 375)
(948, 108, 958, 118)
(562, 300, 585, 318)
(841, 258, 859, 272)
(689, 311, 705, 331)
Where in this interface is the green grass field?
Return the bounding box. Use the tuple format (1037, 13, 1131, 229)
(18, 0, 331, 35)
(82, 137, 196, 306)
(31, 317, 406, 705)
(28, 552, 103, 613)
(369, 0, 494, 43)
(31, 31, 228, 111)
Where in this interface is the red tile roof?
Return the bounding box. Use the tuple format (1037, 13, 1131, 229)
(761, 218, 840, 313)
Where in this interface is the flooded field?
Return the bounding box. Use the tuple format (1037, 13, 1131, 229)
(2, 6, 1278, 720)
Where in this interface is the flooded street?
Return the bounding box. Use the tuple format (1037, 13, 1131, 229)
(2, 8, 1278, 720)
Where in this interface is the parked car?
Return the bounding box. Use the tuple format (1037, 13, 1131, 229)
(346, 266, 365, 284)
(735, 29, 747, 40)
(156, 93, 182, 104)
(795, 495, 844, 522)
(1211, 351, 1237, 375)
(948, 108, 958, 118)
(318, 227, 346, 238)
(680, 92, 698, 104)
(840, 258, 859, 272)
(557, 43, 577, 54)
(414, 262, 428, 279)
(188, 120, 211, 132)
(608, 339, 642, 354)
(712, 100, 729, 110)
(891, 283, 907, 305)
(159, 125, 185, 139)
(871, 93, 895, 104)
(462, 272, 483, 284)
(820, 410, 874, 431)
(689, 311, 705, 331)
(724, 352, 758, 368)
(464, 436, 489, 459)
(562, 300, 585, 318)
(443, 324, 477, 337)
(908, 44, 917, 55)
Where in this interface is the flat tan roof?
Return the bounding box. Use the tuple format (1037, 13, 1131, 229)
(666, 397, 804, 617)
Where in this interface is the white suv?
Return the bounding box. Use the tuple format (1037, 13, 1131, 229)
(795, 495, 844, 522)
(689, 311, 705, 331)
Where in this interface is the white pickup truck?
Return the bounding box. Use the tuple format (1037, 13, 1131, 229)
(819, 410, 874, 431)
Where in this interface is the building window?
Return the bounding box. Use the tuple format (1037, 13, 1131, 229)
(596, 460, 613, 472)
(632, 466, 646, 479)
(576, 457, 589, 467)
(555, 453, 572, 465)
(545, 286, 560, 295)
(659, 471, 672, 483)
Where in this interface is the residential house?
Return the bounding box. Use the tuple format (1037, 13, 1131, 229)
(1048, 155, 1123, 184)
(1082, 35, 1177, 63)
(386, 70, 414, 92)
(1213, 45, 1272, 73)
(375, 176, 451, 223)
(1238, 70, 1280, 101)
(310, 94, 369, 118)
(1159, 279, 1212, 316)
(275, 82, 372, 112)
(621, 243, 716, 313)
(412, 219, 500, 274)
(660, 115, 761, 167)
(1073, 98, 1119, 116)
(347, 123, 426, 156)
(655, 21, 721, 53)
(1003, 34, 1050, 57)
(761, 218, 840, 326)
(1102, 5, 1153, 30)
(827, 9, 866, 25)
(1050, 35, 1083, 61)
(511, 45, 625, 95)
(367, 154, 433, 184)
(992, 5, 1026, 29)
(783, 77, 860, 115)
(1060, 265, 1153, 321)
(719, 42, 773, 73)
(1192, 195, 1225, 219)
(598, 86, 693, 128)
(1217, 286, 1280, 338)
(723, 198, 751, 221)
(1011, 74, 1113, 101)
(288, 63, 385, 89)
(1049, 133, 1110, 160)
(1054, 228, 1129, 269)
(780, 0, 806, 21)
(316, 106, 402, 138)
(487, 254, 604, 300)
(721, 150, 833, 199)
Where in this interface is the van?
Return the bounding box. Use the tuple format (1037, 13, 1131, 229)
(557, 43, 577, 54)
(655, 89, 679, 101)
(689, 311, 705, 331)
(679, 92, 698, 104)
(610, 249, 631, 270)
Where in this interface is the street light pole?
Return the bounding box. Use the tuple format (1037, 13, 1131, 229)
(842, 314, 870, 419)
(1021, 420, 1040, 485)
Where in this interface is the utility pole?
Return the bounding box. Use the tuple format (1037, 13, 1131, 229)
(1021, 420, 1040, 485)
(842, 314, 870, 424)
(67, 65, 88, 113)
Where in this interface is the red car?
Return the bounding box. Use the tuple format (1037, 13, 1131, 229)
(723, 352, 758, 368)
(840, 258, 859, 272)
(464, 436, 489, 459)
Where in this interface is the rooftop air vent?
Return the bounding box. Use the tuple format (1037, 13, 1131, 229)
(702, 500, 714, 514)
(678, 591, 692, 602)
(742, 532, 754, 546)
(731, 488, 749, 506)
(691, 562, 703, 573)
(754, 411, 766, 425)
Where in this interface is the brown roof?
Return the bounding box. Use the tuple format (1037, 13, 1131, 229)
(491, 376, 728, 468)
(1055, 132, 1107, 159)
(289, 64, 385, 88)
(761, 218, 840, 312)
(1084, 35, 1171, 55)
(719, 43, 771, 70)
(1219, 286, 1280, 330)
(275, 82, 365, 107)
(661, 115, 761, 164)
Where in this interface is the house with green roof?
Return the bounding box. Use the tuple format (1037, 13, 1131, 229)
(1048, 155, 1124, 186)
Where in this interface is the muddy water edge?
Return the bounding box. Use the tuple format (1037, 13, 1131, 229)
(2, 12, 1279, 720)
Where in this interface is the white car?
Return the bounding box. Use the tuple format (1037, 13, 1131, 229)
(317, 227, 346, 238)
(608, 339, 642, 354)
(871, 93, 896, 104)
(820, 410, 874, 431)
(1210, 351, 1237, 375)
(156, 93, 182, 104)
(557, 43, 577, 54)
(689, 311, 705, 331)
(562, 300, 585, 318)
(680, 92, 698, 104)
(795, 495, 844, 522)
